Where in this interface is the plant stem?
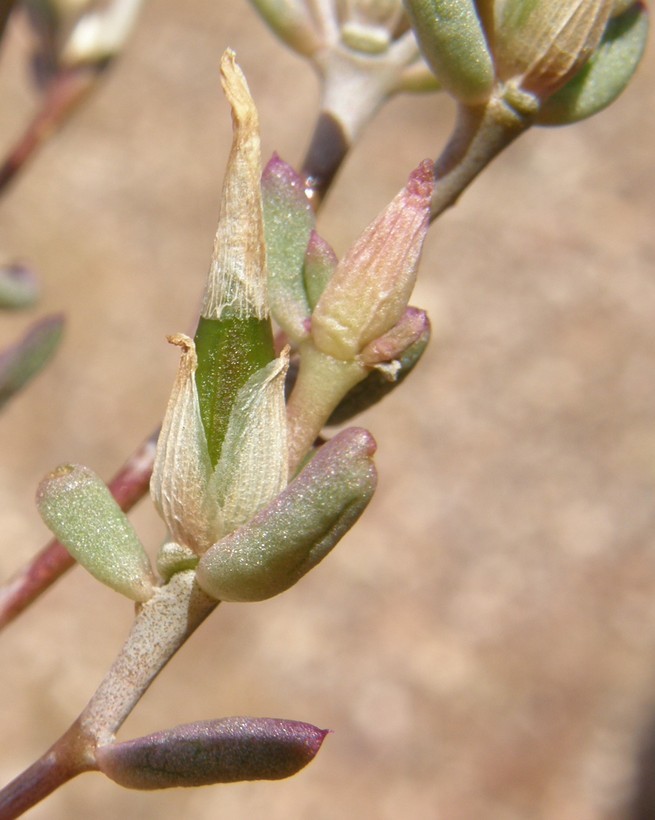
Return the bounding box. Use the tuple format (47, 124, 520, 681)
(286, 342, 365, 476)
(0, 0, 17, 47)
(0, 430, 158, 630)
(0, 571, 218, 817)
(430, 95, 531, 221)
(0, 66, 102, 196)
(78, 571, 217, 742)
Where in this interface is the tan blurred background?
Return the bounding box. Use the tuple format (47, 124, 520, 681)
(0, 3, 654, 818)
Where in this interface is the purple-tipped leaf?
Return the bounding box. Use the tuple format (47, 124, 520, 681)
(0, 314, 64, 409)
(358, 306, 430, 366)
(197, 428, 377, 602)
(96, 717, 328, 789)
(262, 153, 314, 342)
(0, 263, 40, 309)
(328, 309, 431, 425)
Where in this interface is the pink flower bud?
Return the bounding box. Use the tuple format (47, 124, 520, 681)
(310, 160, 434, 361)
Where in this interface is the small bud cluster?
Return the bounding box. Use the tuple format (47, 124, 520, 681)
(403, 0, 648, 123)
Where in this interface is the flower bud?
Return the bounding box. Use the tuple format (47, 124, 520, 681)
(58, 0, 144, 68)
(310, 160, 433, 362)
(194, 51, 275, 466)
(536, 2, 648, 125)
(248, 0, 323, 58)
(494, 0, 614, 100)
(96, 717, 328, 788)
(403, 0, 495, 104)
(37, 464, 155, 602)
(196, 428, 377, 602)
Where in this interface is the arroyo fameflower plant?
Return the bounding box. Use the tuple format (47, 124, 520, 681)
(0, 47, 435, 816)
(0, 1, 648, 816)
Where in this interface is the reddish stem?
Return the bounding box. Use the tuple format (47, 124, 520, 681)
(0, 430, 159, 630)
(0, 720, 95, 820)
(0, 65, 101, 196)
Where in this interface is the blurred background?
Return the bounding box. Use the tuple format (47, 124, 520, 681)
(0, 2, 654, 818)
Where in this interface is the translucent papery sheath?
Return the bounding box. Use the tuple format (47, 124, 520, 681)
(150, 334, 289, 555)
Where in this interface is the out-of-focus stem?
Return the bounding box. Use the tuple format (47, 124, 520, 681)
(301, 46, 404, 208)
(301, 110, 350, 210)
(0, 430, 158, 630)
(0, 0, 18, 46)
(430, 95, 531, 221)
(0, 65, 102, 196)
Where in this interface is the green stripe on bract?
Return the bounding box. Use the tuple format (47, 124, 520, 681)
(194, 311, 275, 466)
(194, 314, 274, 467)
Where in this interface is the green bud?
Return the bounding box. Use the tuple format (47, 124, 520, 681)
(536, 2, 648, 125)
(36, 464, 155, 602)
(403, 0, 495, 104)
(96, 717, 328, 788)
(196, 428, 377, 602)
(156, 542, 198, 583)
(194, 51, 275, 466)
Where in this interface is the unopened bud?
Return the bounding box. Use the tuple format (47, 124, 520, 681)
(311, 160, 433, 362)
(60, 0, 144, 67)
(494, 0, 613, 101)
(536, 2, 648, 125)
(248, 0, 323, 58)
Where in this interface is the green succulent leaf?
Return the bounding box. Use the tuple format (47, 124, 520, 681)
(196, 427, 377, 602)
(36, 463, 155, 601)
(303, 230, 337, 311)
(0, 314, 64, 410)
(403, 0, 495, 104)
(262, 153, 315, 342)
